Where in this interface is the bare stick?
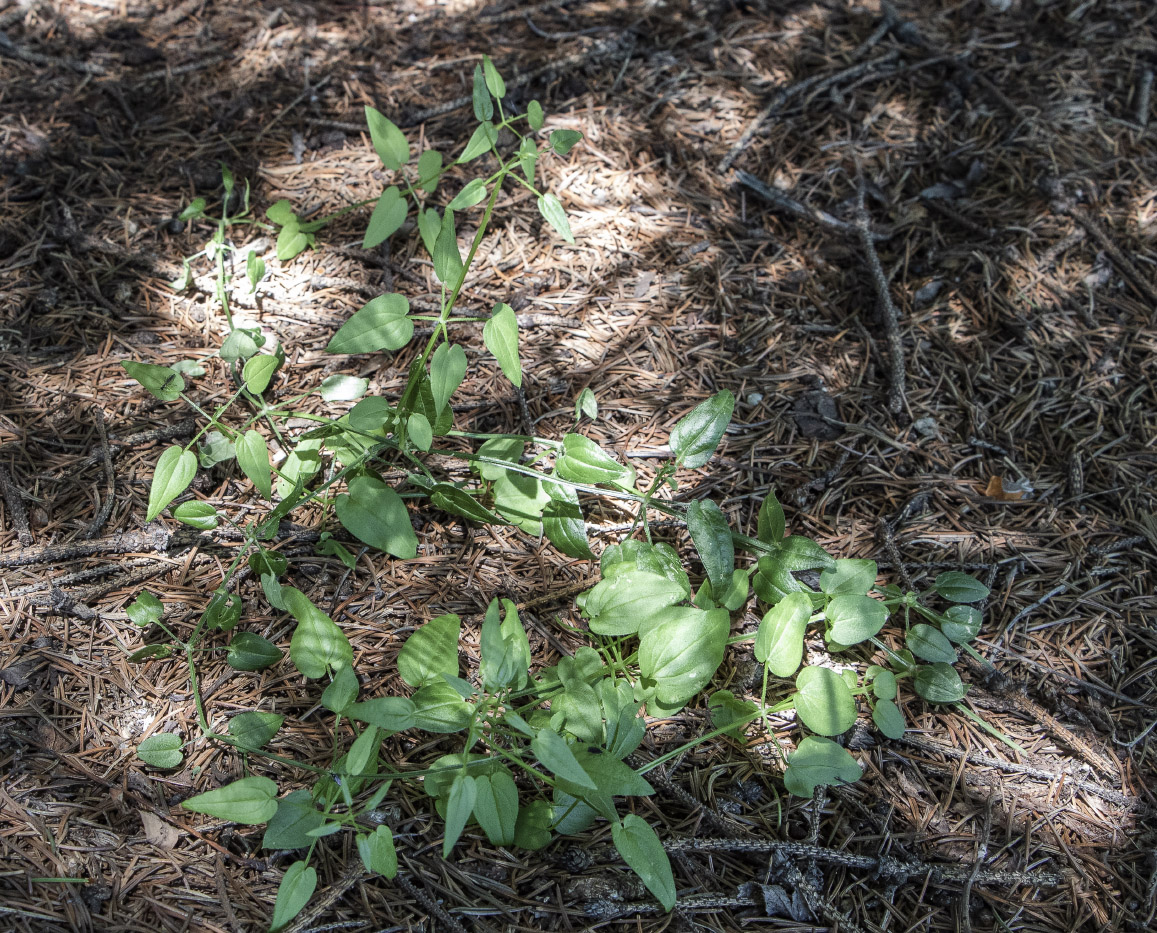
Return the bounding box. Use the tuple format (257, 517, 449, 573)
(0, 462, 32, 546)
(84, 408, 116, 538)
(736, 171, 890, 239)
(853, 183, 908, 416)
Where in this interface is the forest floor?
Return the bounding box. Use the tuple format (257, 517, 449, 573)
(2, 1, 1156, 931)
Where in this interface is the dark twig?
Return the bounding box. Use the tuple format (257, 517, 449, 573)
(960, 794, 995, 933)
(736, 171, 891, 240)
(853, 179, 908, 416)
(664, 837, 1066, 886)
(0, 462, 33, 546)
(84, 408, 116, 539)
(0, 527, 173, 569)
(1137, 68, 1153, 129)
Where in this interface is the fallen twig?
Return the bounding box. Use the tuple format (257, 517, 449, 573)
(0, 462, 33, 546)
(84, 407, 116, 539)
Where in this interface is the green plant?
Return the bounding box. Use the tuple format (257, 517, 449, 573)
(124, 56, 993, 929)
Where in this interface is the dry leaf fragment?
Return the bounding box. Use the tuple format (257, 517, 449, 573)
(141, 811, 180, 848)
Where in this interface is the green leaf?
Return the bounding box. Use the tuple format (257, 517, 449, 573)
(138, 734, 183, 769)
(263, 790, 324, 849)
(555, 434, 633, 487)
(197, 430, 235, 469)
(326, 294, 413, 354)
(228, 712, 284, 749)
(275, 216, 310, 261)
(284, 587, 353, 679)
(612, 815, 676, 911)
(820, 559, 877, 596)
(872, 698, 905, 739)
(684, 499, 734, 591)
(171, 359, 206, 378)
(275, 436, 322, 500)
(934, 572, 989, 603)
(247, 250, 265, 292)
(430, 483, 504, 524)
(783, 736, 861, 796)
(457, 121, 497, 163)
(600, 540, 690, 596)
(128, 591, 163, 627)
(754, 590, 811, 677)
(398, 613, 460, 687)
(128, 644, 171, 662)
(146, 446, 197, 521)
(243, 353, 278, 394)
(514, 798, 552, 850)
(182, 776, 278, 824)
(179, 196, 207, 220)
(527, 100, 544, 131)
(491, 470, 551, 536)
(532, 729, 596, 790)
(757, 490, 786, 543)
(669, 391, 734, 469)
(408, 412, 432, 451)
(473, 770, 518, 846)
(582, 570, 686, 637)
(318, 374, 368, 402)
(363, 186, 408, 249)
(365, 106, 409, 171)
(906, 624, 958, 663)
(827, 594, 888, 646)
(794, 666, 857, 736)
(316, 532, 357, 570)
(227, 632, 282, 671)
(203, 590, 242, 631)
(411, 682, 473, 733)
(482, 54, 506, 99)
(638, 607, 730, 707)
(235, 430, 272, 498)
(270, 860, 316, 932)
(418, 207, 441, 255)
(433, 208, 463, 284)
(542, 478, 593, 560)
(575, 387, 597, 421)
(429, 342, 467, 416)
(219, 327, 261, 363)
(708, 689, 757, 741)
(443, 773, 477, 857)
(774, 535, 835, 571)
(913, 663, 966, 703)
(483, 303, 521, 387)
(345, 724, 381, 779)
(474, 436, 524, 481)
(122, 361, 184, 401)
(335, 474, 417, 559)
(872, 669, 897, 700)
(518, 136, 537, 185)
(417, 149, 442, 194)
(549, 129, 583, 155)
(321, 664, 359, 713)
(347, 697, 417, 732)
(447, 177, 487, 211)
(480, 598, 529, 692)
(472, 64, 493, 122)
(941, 605, 982, 644)
(715, 569, 750, 611)
(537, 193, 574, 243)
(265, 200, 296, 226)
(357, 825, 397, 878)
(172, 500, 218, 530)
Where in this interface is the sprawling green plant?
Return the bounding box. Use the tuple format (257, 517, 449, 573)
(125, 57, 992, 929)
